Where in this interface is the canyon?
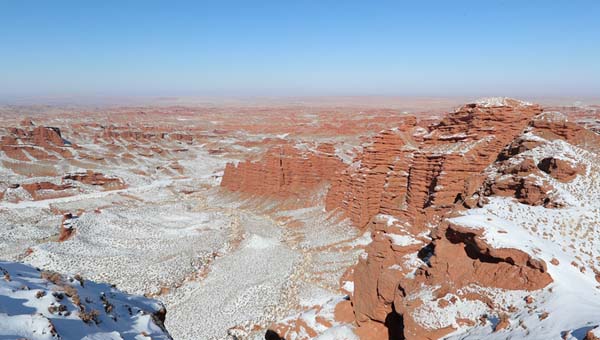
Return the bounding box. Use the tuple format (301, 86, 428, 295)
(220, 98, 600, 339)
(0, 97, 599, 339)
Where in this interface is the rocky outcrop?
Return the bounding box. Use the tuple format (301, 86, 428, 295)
(537, 157, 583, 182)
(496, 136, 543, 161)
(480, 157, 558, 207)
(63, 170, 127, 190)
(223, 98, 590, 339)
(530, 112, 600, 152)
(352, 219, 552, 339)
(344, 101, 560, 338)
(21, 182, 75, 201)
(221, 143, 343, 197)
(100, 126, 194, 144)
(0, 126, 73, 160)
(0, 261, 172, 339)
(430, 223, 552, 291)
(485, 175, 555, 206)
(32, 126, 66, 147)
(326, 100, 543, 228)
(325, 122, 417, 227)
(58, 213, 78, 242)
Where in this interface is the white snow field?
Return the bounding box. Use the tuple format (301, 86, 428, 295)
(443, 130, 600, 339)
(0, 261, 170, 340)
(0, 144, 366, 339)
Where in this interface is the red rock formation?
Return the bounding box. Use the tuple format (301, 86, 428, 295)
(222, 99, 586, 339)
(486, 175, 554, 206)
(325, 119, 417, 227)
(21, 182, 74, 201)
(0, 145, 31, 161)
(352, 219, 552, 339)
(431, 223, 551, 291)
(221, 143, 343, 197)
(0, 126, 72, 160)
(63, 170, 126, 190)
(58, 213, 77, 242)
(480, 157, 558, 207)
(20, 118, 34, 127)
(326, 101, 543, 228)
(343, 101, 557, 339)
(32, 126, 65, 147)
(496, 136, 543, 161)
(530, 112, 600, 152)
(537, 157, 583, 182)
(100, 126, 194, 144)
(168, 132, 194, 143)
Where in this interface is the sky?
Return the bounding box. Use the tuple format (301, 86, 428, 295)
(0, 0, 599, 99)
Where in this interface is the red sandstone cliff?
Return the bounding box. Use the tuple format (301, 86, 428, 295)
(0, 125, 73, 161)
(221, 98, 598, 339)
(221, 143, 344, 197)
(325, 99, 543, 228)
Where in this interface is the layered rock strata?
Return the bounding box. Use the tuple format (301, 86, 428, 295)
(221, 98, 597, 339)
(221, 143, 343, 197)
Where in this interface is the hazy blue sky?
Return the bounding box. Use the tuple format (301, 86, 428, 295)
(1, 1, 599, 98)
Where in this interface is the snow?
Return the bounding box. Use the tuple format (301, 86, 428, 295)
(0, 314, 57, 340)
(342, 281, 354, 294)
(24, 201, 233, 295)
(411, 285, 490, 330)
(315, 325, 359, 340)
(386, 233, 421, 247)
(0, 261, 170, 340)
(374, 213, 398, 226)
(443, 136, 600, 339)
(349, 231, 372, 247)
(534, 111, 569, 123)
(472, 97, 533, 108)
(245, 234, 278, 249)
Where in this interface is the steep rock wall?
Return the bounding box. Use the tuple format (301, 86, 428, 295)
(325, 100, 543, 228)
(221, 143, 343, 197)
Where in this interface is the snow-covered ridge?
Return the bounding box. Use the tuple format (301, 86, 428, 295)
(472, 97, 533, 108)
(533, 111, 569, 123)
(0, 261, 171, 340)
(444, 133, 600, 339)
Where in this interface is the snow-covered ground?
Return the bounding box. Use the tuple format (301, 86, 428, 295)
(0, 142, 366, 339)
(0, 261, 170, 340)
(444, 130, 600, 339)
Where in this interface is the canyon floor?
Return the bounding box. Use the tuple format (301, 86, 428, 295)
(1, 97, 600, 339)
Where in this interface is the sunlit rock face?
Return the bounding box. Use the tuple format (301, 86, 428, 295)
(325, 99, 543, 229)
(221, 143, 344, 197)
(222, 99, 600, 339)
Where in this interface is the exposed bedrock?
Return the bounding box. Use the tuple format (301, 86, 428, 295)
(537, 157, 584, 182)
(326, 100, 542, 228)
(530, 111, 600, 152)
(221, 143, 344, 197)
(100, 125, 195, 143)
(0, 125, 73, 160)
(63, 170, 127, 190)
(483, 165, 557, 207)
(21, 181, 75, 201)
(353, 221, 552, 340)
(221, 99, 597, 339)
